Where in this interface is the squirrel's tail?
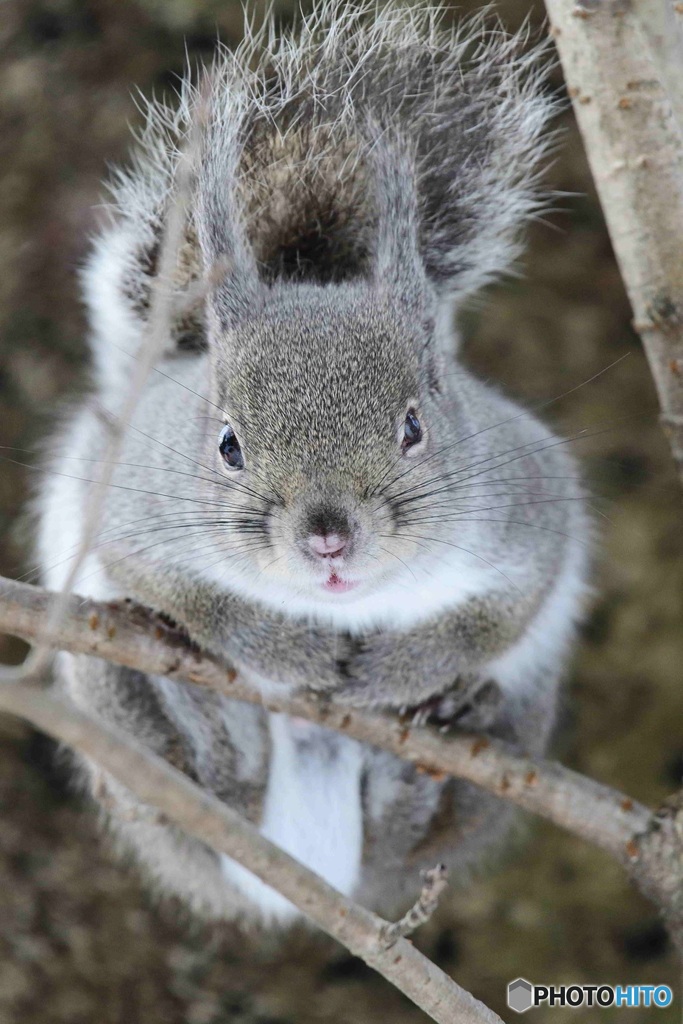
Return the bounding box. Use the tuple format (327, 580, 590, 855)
(85, 2, 556, 391)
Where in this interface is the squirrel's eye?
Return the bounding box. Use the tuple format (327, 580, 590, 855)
(218, 424, 245, 470)
(402, 410, 422, 451)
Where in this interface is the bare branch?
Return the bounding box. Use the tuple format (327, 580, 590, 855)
(3, 575, 677, 933)
(0, 680, 503, 1024)
(4, 91, 205, 688)
(4, 581, 679, 960)
(540, 0, 683, 956)
(544, 0, 683, 481)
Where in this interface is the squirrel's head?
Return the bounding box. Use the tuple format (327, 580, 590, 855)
(203, 281, 455, 600)
(191, 99, 481, 602)
(87, 5, 555, 602)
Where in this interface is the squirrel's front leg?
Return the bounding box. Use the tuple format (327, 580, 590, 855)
(107, 560, 353, 692)
(320, 591, 538, 714)
(109, 561, 537, 715)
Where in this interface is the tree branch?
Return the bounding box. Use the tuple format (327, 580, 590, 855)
(0, 576, 650, 857)
(0, 679, 502, 1024)
(541, 0, 683, 954)
(544, 0, 683, 481)
(3, 573, 681, 958)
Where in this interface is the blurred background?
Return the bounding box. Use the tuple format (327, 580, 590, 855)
(0, 1, 681, 1021)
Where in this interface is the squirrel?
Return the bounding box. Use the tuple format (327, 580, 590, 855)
(35, 2, 590, 924)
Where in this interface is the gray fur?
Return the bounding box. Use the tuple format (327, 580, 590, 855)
(36, 3, 590, 925)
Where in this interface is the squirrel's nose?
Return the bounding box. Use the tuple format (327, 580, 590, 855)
(307, 532, 348, 559)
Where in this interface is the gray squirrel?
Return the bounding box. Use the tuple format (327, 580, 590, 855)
(35, 3, 590, 924)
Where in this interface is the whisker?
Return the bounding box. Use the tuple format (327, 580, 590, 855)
(93, 404, 281, 508)
(395, 489, 612, 524)
(371, 356, 629, 500)
(0, 445, 268, 498)
(72, 529, 268, 597)
(103, 338, 225, 416)
(37, 524, 241, 587)
(395, 517, 590, 549)
(378, 545, 418, 584)
(389, 530, 523, 593)
(387, 423, 618, 510)
(400, 493, 590, 518)
(0, 453, 259, 509)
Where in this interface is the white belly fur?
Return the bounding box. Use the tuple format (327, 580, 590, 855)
(221, 713, 364, 923)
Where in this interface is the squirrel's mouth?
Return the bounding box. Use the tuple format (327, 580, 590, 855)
(322, 572, 358, 594)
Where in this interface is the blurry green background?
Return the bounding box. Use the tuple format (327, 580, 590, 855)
(0, 1, 681, 1022)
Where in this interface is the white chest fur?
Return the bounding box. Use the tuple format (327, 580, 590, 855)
(202, 546, 501, 634)
(221, 713, 364, 923)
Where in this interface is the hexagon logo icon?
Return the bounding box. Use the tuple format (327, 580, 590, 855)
(508, 978, 534, 1013)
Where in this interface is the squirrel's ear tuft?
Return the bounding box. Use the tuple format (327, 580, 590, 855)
(363, 16, 556, 314)
(85, 3, 556, 379)
(82, 76, 263, 399)
(370, 133, 431, 317)
(195, 99, 262, 330)
(415, 30, 556, 312)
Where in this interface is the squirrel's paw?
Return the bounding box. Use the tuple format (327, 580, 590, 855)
(405, 677, 504, 731)
(327, 634, 459, 710)
(296, 631, 360, 696)
(329, 634, 504, 729)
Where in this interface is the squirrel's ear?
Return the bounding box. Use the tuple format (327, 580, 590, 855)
(370, 137, 431, 316)
(196, 134, 262, 330)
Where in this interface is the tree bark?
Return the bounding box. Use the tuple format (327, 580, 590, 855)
(545, 0, 683, 480)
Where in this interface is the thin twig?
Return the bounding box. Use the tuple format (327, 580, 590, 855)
(380, 864, 450, 948)
(3, 94, 204, 686)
